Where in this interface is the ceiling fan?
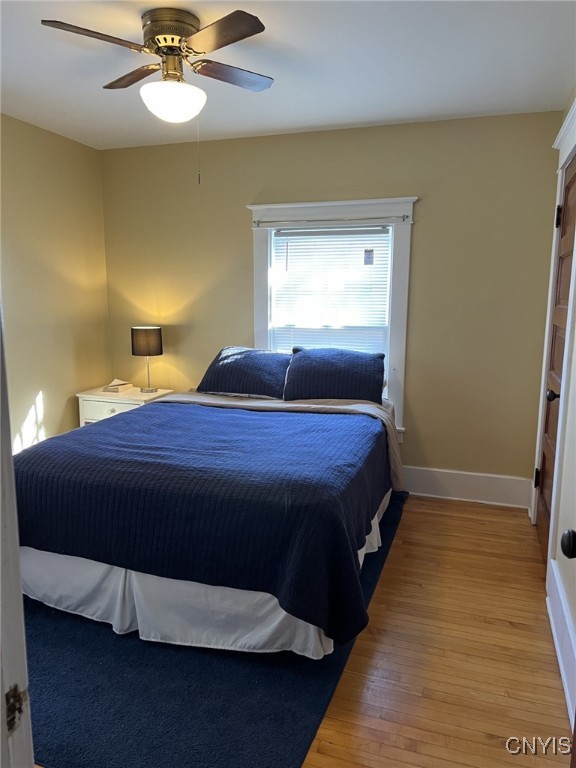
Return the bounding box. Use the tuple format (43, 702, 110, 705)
(41, 8, 273, 121)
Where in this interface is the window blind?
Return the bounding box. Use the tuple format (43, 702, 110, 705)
(269, 226, 391, 354)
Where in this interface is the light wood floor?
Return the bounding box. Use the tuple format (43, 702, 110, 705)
(303, 495, 573, 768)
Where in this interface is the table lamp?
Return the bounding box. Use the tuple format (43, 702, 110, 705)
(131, 326, 163, 393)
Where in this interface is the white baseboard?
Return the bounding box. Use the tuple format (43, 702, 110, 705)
(403, 466, 532, 510)
(546, 560, 576, 728)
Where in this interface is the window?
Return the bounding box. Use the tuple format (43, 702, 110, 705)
(270, 226, 390, 354)
(249, 198, 417, 434)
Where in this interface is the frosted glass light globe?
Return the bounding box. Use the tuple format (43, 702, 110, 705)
(140, 81, 207, 123)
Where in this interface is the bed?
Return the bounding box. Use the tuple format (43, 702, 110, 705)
(15, 347, 405, 659)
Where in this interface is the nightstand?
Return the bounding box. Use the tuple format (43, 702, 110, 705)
(76, 387, 173, 426)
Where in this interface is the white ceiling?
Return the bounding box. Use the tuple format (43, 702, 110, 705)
(1, 1, 575, 150)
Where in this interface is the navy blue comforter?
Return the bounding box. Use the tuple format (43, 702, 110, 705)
(15, 400, 391, 644)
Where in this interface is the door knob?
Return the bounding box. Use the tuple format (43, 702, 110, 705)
(560, 529, 576, 559)
(546, 389, 560, 402)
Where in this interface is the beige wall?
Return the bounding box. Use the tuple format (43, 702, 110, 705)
(101, 111, 562, 478)
(0, 111, 562, 477)
(0, 115, 110, 444)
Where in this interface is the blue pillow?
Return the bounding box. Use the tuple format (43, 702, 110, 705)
(283, 347, 385, 404)
(197, 347, 291, 399)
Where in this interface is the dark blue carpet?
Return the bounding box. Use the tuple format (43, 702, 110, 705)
(25, 492, 405, 768)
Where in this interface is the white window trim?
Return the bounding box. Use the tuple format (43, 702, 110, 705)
(248, 197, 417, 435)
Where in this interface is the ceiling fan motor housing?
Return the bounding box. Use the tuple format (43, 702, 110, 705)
(141, 8, 200, 54)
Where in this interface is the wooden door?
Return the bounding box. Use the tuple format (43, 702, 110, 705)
(536, 154, 576, 560)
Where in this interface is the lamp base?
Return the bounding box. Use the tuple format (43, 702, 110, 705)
(140, 387, 158, 393)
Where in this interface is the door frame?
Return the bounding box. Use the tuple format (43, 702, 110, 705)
(531, 100, 576, 561)
(1, 309, 34, 767)
(532, 100, 576, 730)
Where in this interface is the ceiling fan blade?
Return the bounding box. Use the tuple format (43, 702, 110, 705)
(190, 59, 273, 92)
(41, 20, 149, 53)
(183, 10, 264, 55)
(103, 64, 161, 90)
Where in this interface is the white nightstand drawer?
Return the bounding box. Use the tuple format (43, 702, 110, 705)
(76, 387, 173, 426)
(83, 399, 139, 422)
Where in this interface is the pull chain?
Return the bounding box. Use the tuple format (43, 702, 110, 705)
(196, 115, 201, 185)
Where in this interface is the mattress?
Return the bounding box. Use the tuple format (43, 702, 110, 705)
(21, 489, 391, 659)
(16, 394, 404, 657)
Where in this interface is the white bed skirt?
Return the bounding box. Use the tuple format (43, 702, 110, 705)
(21, 489, 391, 660)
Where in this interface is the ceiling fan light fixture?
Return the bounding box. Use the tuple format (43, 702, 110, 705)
(139, 80, 207, 123)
